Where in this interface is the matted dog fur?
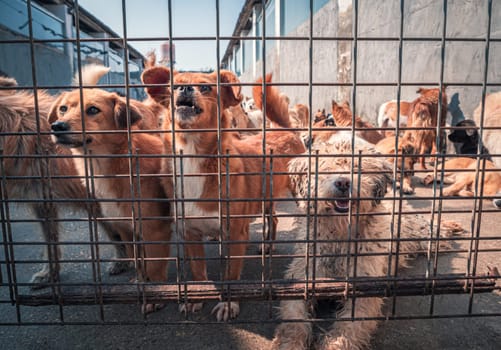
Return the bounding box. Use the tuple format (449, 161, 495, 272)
(271, 137, 434, 350)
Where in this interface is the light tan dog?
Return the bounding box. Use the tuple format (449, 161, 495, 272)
(0, 73, 130, 287)
(375, 136, 418, 194)
(48, 66, 172, 312)
(402, 87, 448, 169)
(142, 68, 305, 321)
(473, 91, 501, 169)
(377, 99, 412, 137)
(423, 157, 501, 205)
(272, 139, 432, 350)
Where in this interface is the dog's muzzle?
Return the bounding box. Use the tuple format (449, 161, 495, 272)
(329, 176, 351, 213)
(51, 121, 91, 147)
(175, 86, 203, 121)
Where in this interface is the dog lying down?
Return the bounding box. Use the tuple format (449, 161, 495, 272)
(271, 135, 462, 350)
(423, 157, 501, 209)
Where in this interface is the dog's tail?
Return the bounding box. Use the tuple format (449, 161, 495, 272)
(252, 73, 291, 128)
(72, 64, 110, 86)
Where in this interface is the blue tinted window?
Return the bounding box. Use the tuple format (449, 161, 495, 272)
(0, 0, 65, 50)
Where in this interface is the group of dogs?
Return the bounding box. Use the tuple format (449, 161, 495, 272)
(1, 56, 500, 349)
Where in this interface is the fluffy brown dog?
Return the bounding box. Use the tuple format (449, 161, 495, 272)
(375, 136, 418, 194)
(423, 157, 501, 206)
(143, 68, 305, 321)
(331, 100, 384, 144)
(402, 87, 448, 169)
(272, 139, 431, 350)
(0, 74, 129, 287)
(306, 101, 384, 147)
(48, 66, 172, 312)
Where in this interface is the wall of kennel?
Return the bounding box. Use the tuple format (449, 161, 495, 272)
(0, 0, 500, 345)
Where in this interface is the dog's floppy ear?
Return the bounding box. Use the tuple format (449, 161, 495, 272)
(141, 66, 172, 108)
(113, 97, 142, 129)
(217, 70, 242, 108)
(48, 92, 67, 124)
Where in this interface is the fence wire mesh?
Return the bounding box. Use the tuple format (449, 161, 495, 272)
(0, 1, 500, 348)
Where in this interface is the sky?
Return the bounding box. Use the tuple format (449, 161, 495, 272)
(78, 0, 245, 71)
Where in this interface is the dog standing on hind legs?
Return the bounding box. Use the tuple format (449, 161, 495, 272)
(141, 67, 305, 321)
(271, 138, 434, 350)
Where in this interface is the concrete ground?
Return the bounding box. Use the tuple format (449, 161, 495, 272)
(1, 173, 500, 349)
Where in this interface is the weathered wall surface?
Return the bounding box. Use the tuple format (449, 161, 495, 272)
(242, 0, 501, 127)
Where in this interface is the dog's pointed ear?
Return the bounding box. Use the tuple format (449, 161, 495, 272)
(217, 70, 242, 108)
(113, 97, 142, 129)
(48, 92, 67, 124)
(141, 66, 172, 108)
(341, 101, 350, 109)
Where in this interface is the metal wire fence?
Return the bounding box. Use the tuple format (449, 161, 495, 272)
(0, 1, 500, 341)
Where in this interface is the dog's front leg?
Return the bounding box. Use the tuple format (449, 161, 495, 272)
(319, 297, 383, 350)
(179, 235, 207, 315)
(30, 202, 61, 288)
(211, 221, 250, 321)
(271, 299, 312, 350)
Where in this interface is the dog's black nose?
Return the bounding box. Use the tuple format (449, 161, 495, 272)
(51, 121, 70, 132)
(334, 176, 350, 192)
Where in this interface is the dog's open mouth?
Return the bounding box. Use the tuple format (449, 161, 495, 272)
(175, 97, 202, 120)
(333, 199, 350, 213)
(327, 198, 351, 213)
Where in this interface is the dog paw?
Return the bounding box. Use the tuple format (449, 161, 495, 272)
(141, 303, 166, 314)
(179, 302, 204, 315)
(108, 260, 132, 275)
(271, 323, 310, 350)
(29, 268, 58, 290)
(400, 186, 414, 195)
(211, 301, 239, 321)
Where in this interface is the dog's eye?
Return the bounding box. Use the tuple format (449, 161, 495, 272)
(86, 106, 100, 116)
(172, 85, 180, 90)
(59, 105, 67, 113)
(199, 85, 212, 93)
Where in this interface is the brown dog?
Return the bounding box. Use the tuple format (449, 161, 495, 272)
(423, 157, 501, 203)
(142, 68, 305, 321)
(330, 100, 384, 144)
(0, 74, 130, 287)
(375, 136, 418, 194)
(305, 100, 383, 147)
(48, 66, 172, 313)
(402, 87, 448, 169)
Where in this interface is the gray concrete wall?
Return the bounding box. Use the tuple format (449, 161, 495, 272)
(241, 0, 501, 126)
